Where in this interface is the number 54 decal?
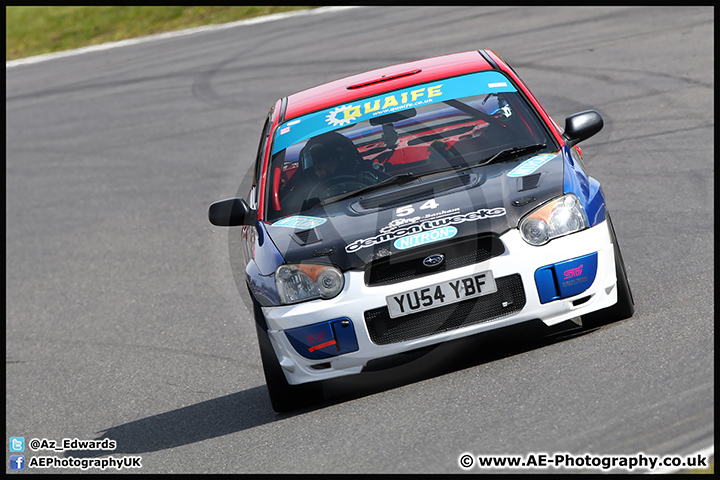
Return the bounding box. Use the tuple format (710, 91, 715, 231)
(396, 199, 440, 217)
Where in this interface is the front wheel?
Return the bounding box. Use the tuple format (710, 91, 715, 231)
(582, 214, 635, 327)
(253, 299, 324, 413)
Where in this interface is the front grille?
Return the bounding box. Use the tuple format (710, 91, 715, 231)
(365, 234, 505, 286)
(364, 274, 525, 345)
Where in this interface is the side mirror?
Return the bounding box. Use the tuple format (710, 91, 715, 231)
(563, 110, 603, 147)
(208, 197, 256, 226)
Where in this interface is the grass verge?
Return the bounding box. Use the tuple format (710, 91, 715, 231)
(6, 6, 311, 61)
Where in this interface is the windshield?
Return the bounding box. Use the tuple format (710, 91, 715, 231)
(265, 71, 555, 222)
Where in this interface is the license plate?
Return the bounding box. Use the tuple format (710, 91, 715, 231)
(386, 271, 497, 318)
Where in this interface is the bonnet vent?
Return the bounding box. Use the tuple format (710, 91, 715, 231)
(292, 229, 322, 246)
(517, 173, 543, 192)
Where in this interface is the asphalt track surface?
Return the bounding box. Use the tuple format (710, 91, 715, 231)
(6, 6, 714, 474)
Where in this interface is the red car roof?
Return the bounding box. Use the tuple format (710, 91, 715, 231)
(283, 50, 494, 120)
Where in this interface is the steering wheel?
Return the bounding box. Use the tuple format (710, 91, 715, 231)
(307, 175, 368, 201)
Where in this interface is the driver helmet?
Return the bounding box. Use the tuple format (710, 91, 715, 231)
(301, 131, 361, 177)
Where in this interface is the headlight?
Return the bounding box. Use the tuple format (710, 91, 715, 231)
(276, 264, 345, 304)
(519, 194, 588, 246)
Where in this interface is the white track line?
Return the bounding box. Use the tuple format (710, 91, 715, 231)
(6, 6, 359, 69)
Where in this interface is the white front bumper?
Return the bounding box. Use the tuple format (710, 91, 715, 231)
(262, 219, 618, 385)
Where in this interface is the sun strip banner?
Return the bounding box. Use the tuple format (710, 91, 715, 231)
(272, 70, 517, 155)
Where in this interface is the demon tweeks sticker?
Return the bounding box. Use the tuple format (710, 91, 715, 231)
(345, 207, 505, 253)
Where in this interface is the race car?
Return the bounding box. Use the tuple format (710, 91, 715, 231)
(209, 50, 634, 412)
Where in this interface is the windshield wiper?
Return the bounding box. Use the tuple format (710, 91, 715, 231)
(320, 172, 420, 206)
(477, 143, 547, 167)
(319, 144, 547, 206)
(390, 143, 548, 179)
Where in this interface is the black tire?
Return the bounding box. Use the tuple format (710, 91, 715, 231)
(253, 299, 324, 413)
(582, 213, 635, 327)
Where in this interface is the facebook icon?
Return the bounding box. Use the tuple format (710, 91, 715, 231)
(10, 455, 25, 470)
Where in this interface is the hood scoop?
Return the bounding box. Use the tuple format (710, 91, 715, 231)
(351, 171, 483, 213)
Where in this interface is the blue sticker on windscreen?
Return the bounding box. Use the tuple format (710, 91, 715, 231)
(273, 70, 517, 155)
